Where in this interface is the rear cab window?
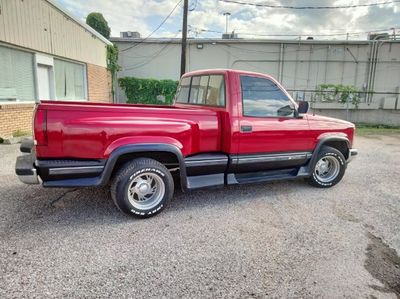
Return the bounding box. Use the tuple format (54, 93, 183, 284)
(175, 74, 225, 107)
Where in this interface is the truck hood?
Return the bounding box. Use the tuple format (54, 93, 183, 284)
(306, 114, 355, 130)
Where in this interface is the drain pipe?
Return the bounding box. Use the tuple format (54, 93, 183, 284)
(366, 41, 376, 104)
(370, 40, 388, 105)
(369, 41, 379, 104)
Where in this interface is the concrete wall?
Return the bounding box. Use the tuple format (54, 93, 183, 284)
(114, 39, 400, 96)
(311, 108, 400, 126)
(113, 38, 400, 124)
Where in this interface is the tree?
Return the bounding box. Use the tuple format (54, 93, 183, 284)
(86, 12, 110, 39)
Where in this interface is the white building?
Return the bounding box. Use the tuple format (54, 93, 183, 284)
(112, 37, 400, 125)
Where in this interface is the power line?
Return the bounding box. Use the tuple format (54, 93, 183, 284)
(190, 25, 399, 38)
(122, 33, 181, 70)
(121, 0, 182, 52)
(237, 28, 400, 37)
(218, 0, 400, 9)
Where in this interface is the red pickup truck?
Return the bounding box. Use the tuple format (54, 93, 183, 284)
(16, 69, 357, 218)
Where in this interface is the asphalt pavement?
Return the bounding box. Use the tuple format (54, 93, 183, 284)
(1, 135, 399, 298)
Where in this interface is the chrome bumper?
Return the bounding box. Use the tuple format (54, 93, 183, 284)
(348, 148, 358, 162)
(15, 139, 40, 184)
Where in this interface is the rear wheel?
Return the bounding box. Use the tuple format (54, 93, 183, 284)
(111, 158, 174, 218)
(307, 146, 346, 188)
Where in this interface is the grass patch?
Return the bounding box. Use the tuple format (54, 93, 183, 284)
(12, 130, 30, 138)
(356, 123, 400, 136)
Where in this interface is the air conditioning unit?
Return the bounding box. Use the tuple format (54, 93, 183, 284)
(120, 31, 141, 39)
(222, 32, 238, 39)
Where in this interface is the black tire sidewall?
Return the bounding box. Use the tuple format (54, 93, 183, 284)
(113, 162, 173, 218)
(310, 147, 346, 187)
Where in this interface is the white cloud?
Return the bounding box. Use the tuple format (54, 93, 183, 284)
(56, 0, 400, 39)
(57, 0, 183, 36)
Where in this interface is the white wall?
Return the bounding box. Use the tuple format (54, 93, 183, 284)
(113, 39, 400, 107)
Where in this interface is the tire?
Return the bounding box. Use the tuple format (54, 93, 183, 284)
(307, 146, 346, 188)
(111, 158, 174, 218)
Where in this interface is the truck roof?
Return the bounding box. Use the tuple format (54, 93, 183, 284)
(182, 68, 274, 80)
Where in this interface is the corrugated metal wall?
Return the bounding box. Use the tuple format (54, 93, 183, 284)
(0, 0, 107, 67)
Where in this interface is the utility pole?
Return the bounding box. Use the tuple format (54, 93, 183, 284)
(180, 0, 188, 77)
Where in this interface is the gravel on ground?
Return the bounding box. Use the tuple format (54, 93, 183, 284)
(1, 135, 399, 298)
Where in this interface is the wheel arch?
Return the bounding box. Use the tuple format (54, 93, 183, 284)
(100, 143, 187, 190)
(309, 135, 350, 170)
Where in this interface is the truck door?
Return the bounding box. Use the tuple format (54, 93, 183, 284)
(235, 75, 313, 173)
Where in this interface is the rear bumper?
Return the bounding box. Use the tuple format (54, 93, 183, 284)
(348, 148, 358, 162)
(15, 139, 40, 184)
(15, 138, 106, 187)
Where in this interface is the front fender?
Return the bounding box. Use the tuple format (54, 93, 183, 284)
(308, 134, 351, 171)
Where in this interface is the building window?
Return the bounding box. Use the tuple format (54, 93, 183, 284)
(54, 59, 86, 100)
(0, 46, 35, 102)
(241, 76, 294, 117)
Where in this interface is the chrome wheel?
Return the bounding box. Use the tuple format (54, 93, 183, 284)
(314, 156, 340, 183)
(127, 172, 165, 210)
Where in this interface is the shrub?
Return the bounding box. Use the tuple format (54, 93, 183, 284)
(118, 77, 178, 105)
(316, 84, 361, 108)
(12, 130, 30, 137)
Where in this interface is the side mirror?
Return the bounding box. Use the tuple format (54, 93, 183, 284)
(297, 101, 309, 114)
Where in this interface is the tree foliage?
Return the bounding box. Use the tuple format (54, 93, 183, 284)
(86, 12, 110, 39)
(118, 77, 178, 105)
(107, 44, 120, 74)
(107, 44, 120, 98)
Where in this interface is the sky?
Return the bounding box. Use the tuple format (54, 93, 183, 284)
(55, 0, 400, 40)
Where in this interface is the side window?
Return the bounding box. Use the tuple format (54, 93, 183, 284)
(175, 77, 191, 103)
(206, 75, 225, 106)
(241, 76, 294, 117)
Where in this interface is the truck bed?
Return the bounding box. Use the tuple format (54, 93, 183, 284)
(35, 101, 224, 159)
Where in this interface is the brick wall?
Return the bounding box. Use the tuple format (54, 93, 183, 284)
(87, 63, 113, 103)
(0, 104, 35, 138)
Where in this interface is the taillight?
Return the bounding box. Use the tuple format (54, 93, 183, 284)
(34, 109, 47, 146)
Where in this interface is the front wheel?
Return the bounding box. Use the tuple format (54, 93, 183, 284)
(111, 158, 174, 218)
(307, 146, 346, 188)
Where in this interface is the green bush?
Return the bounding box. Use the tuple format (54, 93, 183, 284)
(316, 84, 361, 108)
(12, 130, 30, 137)
(118, 77, 178, 105)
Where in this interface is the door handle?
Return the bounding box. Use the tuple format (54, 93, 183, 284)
(240, 125, 252, 133)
